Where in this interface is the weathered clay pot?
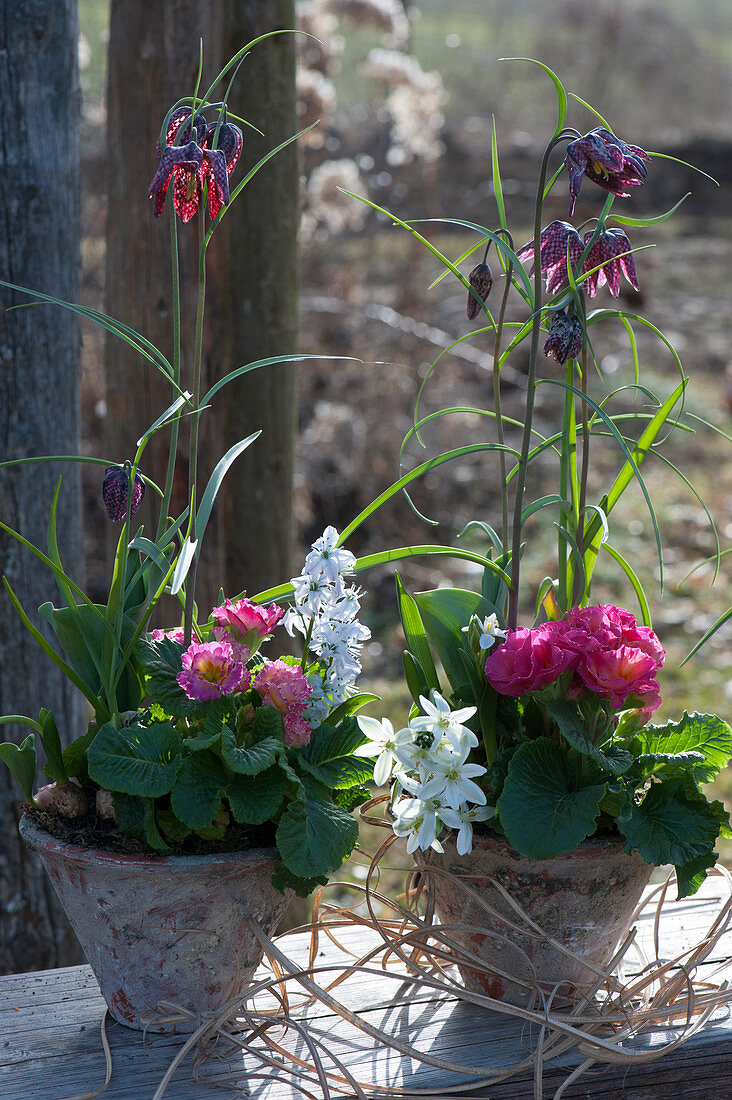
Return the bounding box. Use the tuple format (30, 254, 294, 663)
(413, 831, 653, 1007)
(20, 814, 292, 1032)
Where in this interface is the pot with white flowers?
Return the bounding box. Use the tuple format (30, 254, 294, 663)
(356, 61, 732, 1008)
(0, 42, 376, 1033)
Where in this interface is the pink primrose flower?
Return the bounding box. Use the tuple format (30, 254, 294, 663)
(577, 644, 660, 710)
(212, 597, 284, 645)
(253, 660, 313, 714)
(282, 711, 313, 748)
(485, 623, 577, 696)
(151, 627, 185, 643)
(177, 641, 249, 701)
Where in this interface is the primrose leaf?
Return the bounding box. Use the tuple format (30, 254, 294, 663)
(276, 795, 358, 878)
(227, 766, 288, 824)
(619, 777, 721, 871)
(496, 738, 606, 858)
(296, 718, 373, 790)
(638, 712, 732, 785)
(87, 722, 182, 797)
(169, 750, 226, 830)
(220, 725, 282, 776)
(544, 699, 632, 775)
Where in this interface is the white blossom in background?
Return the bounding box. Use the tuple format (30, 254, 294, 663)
(362, 48, 446, 164)
(286, 526, 370, 727)
(373, 690, 492, 855)
(307, 160, 368, 235)
(325, 0, 410, 49)
(296, 68, 337, 148)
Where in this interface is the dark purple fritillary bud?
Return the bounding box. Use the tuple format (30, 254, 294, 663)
(102, 465, 145, 522)
(466, 263, 493, 320)
(543, 309, 583, 365)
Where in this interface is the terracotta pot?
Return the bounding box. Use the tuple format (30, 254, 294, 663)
(413, 831, 653, 1007)
(20, 814, 292, 1032)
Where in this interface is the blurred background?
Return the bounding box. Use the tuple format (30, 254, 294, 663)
(77, 0, 731, 841)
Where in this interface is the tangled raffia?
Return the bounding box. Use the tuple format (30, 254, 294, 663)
(113, 797, 732, 1100)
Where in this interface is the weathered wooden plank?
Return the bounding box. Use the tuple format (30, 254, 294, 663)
(2, 881, 731, 1099)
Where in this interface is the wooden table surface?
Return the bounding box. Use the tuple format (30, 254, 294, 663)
(3, 877, 732, 1100)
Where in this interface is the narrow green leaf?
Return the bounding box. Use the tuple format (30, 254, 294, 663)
(170, 535, 197, 596)
(38, 709, 67, 784)
(395, 573, 440, 693)
(196, 432, 261, 544)
(610, 193, 690, 227)
(491, 116, 507, 230)
(413, 588, 497, 695)
(402, 650, 430, 708)
(200, 354, 353, 408)
(326, 692, 380, 726)
(501, 57, 567, 137)
(568, 92, 611, 130)
(600, 543, 651, 625)
(136, 392, 191, 448)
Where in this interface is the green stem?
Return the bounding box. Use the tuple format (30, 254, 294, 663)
(183, 210, 207, 645)
(508, 138, 561, 629)
(575, 293, 590, 606)
(157, 206, 182, 541)
(492, 247, 514, 557)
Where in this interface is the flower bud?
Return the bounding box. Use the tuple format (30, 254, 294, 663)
(102, 464, 145, 522)
(466, 263, 493, 320)
(543, 309, 583, 365)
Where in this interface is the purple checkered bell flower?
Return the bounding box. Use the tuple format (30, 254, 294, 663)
(565, 128, 650, 216)
(543, 309, 584, 365)
(516, 221, 584, 295)
(102, 464, 145, 522)
(466, 262, 493, 320)
(582, 227, 640, 299)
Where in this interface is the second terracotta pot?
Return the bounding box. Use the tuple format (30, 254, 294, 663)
(414, 830, 653, 1007)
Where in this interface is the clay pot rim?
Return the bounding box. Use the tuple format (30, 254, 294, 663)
(19, 812, 280, 873)
(416, 827, 647, 868)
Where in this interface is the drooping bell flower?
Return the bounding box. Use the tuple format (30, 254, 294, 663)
(149, 107, 243, 223)
(201, 122, 243, 220)
(102, 464, 145, 522)
(543, 309, 583, 364)
(581, 227, 640, 299)
(466, 262, 493, 320)
(565, 128, 650, 216)
(516, 221, 584, 295)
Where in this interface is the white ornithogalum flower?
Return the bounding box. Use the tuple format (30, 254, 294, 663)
(478, 613, 507, 651)
(355, 715, 411, 787)
(438, 803, 496, 856)
(391, 728, 455, 779)
(409, 691, 478, 753)
(416, 754, 488, 811)
(392, 797, 444, 854)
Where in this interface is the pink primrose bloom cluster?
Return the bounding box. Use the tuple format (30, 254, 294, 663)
(253, 660, 313, 748)
(484, 604, 664, 713)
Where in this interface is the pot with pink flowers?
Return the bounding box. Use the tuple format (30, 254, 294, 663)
(355, 59, 732, 1009)
(0, 39, 376, 1032)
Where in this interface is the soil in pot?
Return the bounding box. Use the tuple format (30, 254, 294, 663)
(413, 830, 654, 1008)
(20, 813, 292, 1032)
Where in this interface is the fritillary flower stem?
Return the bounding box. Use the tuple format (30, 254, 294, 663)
(508, 137, 562, 629)
(575, 293, 590, 606)
(491, 231, 514, 556)
(183, 209, 207, 645)
(156, 204, 182, 542)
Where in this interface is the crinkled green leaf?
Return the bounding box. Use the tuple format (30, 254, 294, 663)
(227, 766, 288, 824)
(87, 722, 182, 797)
(675, 848, 719, 900)
(62, 726, 97, 780)
(270, 861, 328, 899)
(169, 750, 226, 830)
(496, 739, 606, 858)
(221, 725, 282, 776)
(619, 777, 720, 869)
(297, 718, 372, 790)
(544, 700, 632, 775)
(276, 795, 358, 878)
(114, 793, 171, 853)
(638, 712, 732, 785)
